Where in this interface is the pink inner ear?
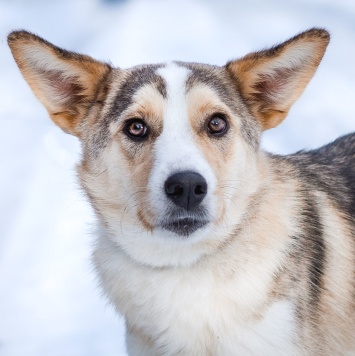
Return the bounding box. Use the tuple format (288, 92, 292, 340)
(43, 70, 85, 107)
(252, 67, 298, 105)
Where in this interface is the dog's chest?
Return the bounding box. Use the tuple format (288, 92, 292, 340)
(96, 246, 299, 355)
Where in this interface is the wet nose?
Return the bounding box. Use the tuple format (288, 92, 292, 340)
(164, 171, 207, 210)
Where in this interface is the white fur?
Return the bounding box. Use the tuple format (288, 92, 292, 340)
(95, 231, 299, 355)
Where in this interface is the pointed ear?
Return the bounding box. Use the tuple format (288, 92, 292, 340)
(8, 30, 112, 136)
(226, 28, 330, 130)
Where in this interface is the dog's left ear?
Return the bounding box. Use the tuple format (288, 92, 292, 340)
(226, 28, 330, 130)
(8, 30, 112, 136)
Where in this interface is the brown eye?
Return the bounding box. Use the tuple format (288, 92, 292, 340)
(207, 115, 228, 136)
(124, 119, 149, 140)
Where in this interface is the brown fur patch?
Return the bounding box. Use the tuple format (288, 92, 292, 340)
(137, 210, 153, 232)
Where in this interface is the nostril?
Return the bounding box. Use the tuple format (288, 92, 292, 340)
(166, 184, 183, 198)
(194, 184, 207, 196)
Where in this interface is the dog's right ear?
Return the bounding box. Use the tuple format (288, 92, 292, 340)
(8, 30, 112, 136)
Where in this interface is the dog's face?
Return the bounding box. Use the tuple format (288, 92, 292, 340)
(8, 29, 329, 267)
(78, 62, 262, 266)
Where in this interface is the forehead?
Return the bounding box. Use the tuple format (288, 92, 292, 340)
(108, 62, 239, 119)
(92, 61, 260, 152)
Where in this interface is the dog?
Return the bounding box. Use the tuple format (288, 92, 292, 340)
(8, 28, 355, 355)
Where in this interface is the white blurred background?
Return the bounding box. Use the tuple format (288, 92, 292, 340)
(0, 0, 354, 355)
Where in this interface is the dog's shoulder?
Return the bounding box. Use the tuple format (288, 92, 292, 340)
(278, 133, 355, 219)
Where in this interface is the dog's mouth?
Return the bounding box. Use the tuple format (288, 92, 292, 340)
(161, 217, 208, 237)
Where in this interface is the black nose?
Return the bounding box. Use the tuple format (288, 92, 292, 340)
(164, 171, 207, 210)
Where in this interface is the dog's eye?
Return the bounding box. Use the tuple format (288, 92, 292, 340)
(207, 115, 228, 136)
(124, 119, 149, 140)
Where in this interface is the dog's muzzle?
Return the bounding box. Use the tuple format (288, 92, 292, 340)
(161, 171, 209, 236)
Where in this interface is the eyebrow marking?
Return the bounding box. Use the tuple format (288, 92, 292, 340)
(89, 65, 167, 154)
(109, 64, 167, 121)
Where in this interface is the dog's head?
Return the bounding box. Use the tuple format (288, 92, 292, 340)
(8, 29, 329, 267)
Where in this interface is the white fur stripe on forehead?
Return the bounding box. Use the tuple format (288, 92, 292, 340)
(157, 62, 189, 93)
(157, 63, 190, 133)
(156, 62, 199, 163)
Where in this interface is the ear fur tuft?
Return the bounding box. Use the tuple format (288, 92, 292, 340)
(8, 30, 112, 136)
(226, 28, 330, 130)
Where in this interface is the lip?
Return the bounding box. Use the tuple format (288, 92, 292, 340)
(161, 217, 208, 237)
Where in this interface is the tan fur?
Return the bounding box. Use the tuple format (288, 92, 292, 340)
(108, 84, 165, 230)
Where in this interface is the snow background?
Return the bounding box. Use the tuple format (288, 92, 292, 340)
(0, 0, 354, 355)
